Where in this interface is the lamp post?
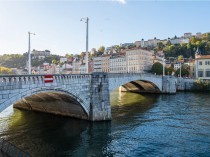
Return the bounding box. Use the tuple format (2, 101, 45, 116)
(80, 17, 89, 73)
(28, 31, 35, 75)
(179, 62, 181, 78)
(162, 58, 165, 76)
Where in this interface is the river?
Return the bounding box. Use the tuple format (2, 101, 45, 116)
(0, 90, 210, 157)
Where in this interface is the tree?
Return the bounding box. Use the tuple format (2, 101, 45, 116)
(151, 62, 163, 75)
(52, 59, 57, 64)
(157, 42, 164, 51)
(178, 55, 183, 61)
(175, 64, 189, 77)
(0, 66, 12, 74)
(166, 67, 175, 75)
(98, 46, 105, 53)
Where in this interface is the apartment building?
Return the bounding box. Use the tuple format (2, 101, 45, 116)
(184, 33, 192, 38)
(93, 57, 103, 72)
(170, 38, 189, 45)
(101, 56, 110, 72)
(195, 52, 210, 80)
(126, 48, 154, 73)
(109, 56, 127, 73)
(32, 49, 51, 59)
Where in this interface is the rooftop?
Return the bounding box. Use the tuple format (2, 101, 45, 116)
(196, 55, 210, 59)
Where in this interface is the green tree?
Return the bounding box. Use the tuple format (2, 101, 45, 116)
(52, 59, 57, 64)
(178, 55, 183, 61)
(166, 67, 175, 75)
(151, 62, 164, 75)
(157, 42, 164, 50)
(98, 46, 105, 53)
(175, 64, 189, 77)
(0, 66, 12, 74)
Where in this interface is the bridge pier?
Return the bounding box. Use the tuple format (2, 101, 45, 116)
(162, 76, 176, 94)
(89, 73, 111, 121)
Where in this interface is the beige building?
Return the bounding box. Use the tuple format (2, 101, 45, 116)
(126, 48, 153, 73)
(93, 57, 103, 72)
(101, 56, 110, 72)
(195, 53, 210, 80)
(184, 32, 192, 38)
(109, 56, 127, 73)
(92, 48, 154, 73)
(32, 49, 51, 59)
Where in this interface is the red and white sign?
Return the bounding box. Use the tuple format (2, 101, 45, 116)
(44, 75, 54, 83)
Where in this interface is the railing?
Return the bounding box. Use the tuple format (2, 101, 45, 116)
(107, 73, 163, 78)
(0, 138, 31, 157)
(0, 74, 91, 85)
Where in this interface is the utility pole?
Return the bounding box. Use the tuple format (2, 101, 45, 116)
(81, 17, 89, 73)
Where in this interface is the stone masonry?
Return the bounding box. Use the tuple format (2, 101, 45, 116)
(0, 73, 179, 121)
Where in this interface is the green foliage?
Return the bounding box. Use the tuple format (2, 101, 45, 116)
(175, 64, 189, 77)
(151, 62, 163, 75)
(166, 66, 175, 75)
(193, 80, 210, 91)
(178, 55, 183, 61)
(0, 54, 61, 68)
(157, 42, 164, 51)
(152, 62, 175, 75)
(0, 66, 12, 74)
(162, 34, 210, 58)
(0, 54, 27, 68)
(52, 59, 57, 64)
(98, 46, 105, 53)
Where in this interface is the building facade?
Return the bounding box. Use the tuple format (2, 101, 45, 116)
(32, 50, 51, 59)
(126, 48, 154, 73)
(195, 53, 210, 80)
(109, 56, 127, 73)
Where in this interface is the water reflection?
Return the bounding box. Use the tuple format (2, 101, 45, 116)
(0, 90, 210, 156)
(0, 107, 112, 157)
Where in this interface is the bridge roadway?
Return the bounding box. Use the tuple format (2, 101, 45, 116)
(0, 73, 177, 121)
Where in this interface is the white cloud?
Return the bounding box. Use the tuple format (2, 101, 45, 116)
(114, 0, 127, 5)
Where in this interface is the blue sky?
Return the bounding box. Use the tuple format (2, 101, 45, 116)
(0, 0, 210, 56)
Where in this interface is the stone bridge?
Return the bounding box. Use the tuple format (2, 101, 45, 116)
(0, 73, 176, 121)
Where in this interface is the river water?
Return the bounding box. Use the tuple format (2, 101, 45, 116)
(0, 90, 210, 157)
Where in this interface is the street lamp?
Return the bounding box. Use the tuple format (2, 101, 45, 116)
(179, 62, 182, 78)
(28, 31, 35, 75)
(162, 57, 165, 76)
(80, 17, 89, 73)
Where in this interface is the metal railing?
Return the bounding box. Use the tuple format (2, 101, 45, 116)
(0, 138, 31, 157)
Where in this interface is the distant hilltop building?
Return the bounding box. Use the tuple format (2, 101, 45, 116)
(184, 32, 192, 38)
(32, 49, 51, 59)
(135, 32, 203, 48)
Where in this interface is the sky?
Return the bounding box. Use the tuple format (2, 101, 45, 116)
(0, 0, 210, 56)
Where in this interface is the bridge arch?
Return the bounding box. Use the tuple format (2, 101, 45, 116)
(120, 80, 161, 93)
(108, 73, 162, 93)
(0, 87, 89, 119)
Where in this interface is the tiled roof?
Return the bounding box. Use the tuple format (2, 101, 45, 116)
(196, 55, 210, 59)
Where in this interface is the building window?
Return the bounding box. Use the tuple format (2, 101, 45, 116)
(198, 71, 203, 77)
(206, 71, 210, 77)
(205, 61, 210, 65)
(199, 61, 202, 65)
